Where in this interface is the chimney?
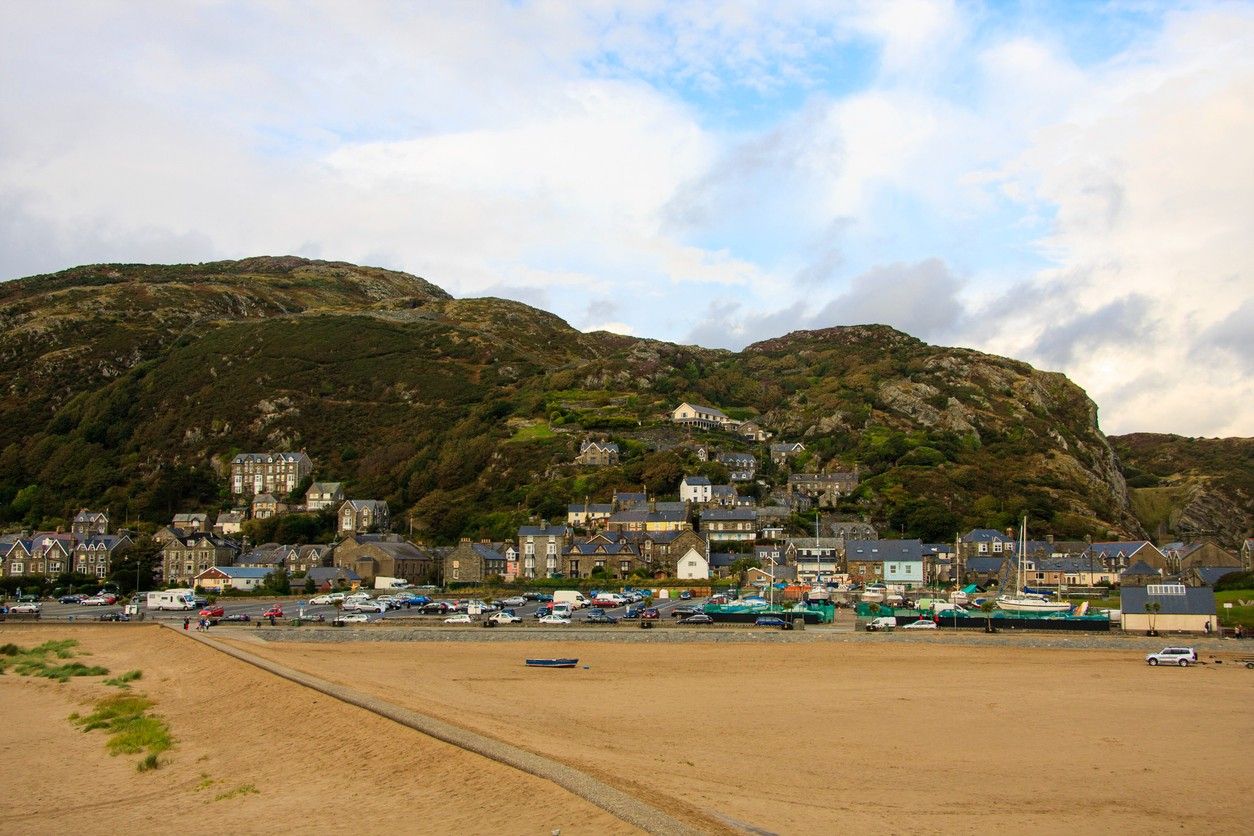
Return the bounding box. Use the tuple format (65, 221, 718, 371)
(460, 537, 471, 544)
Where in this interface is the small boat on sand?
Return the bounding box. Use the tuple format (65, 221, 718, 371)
(525, 658, 579, 668)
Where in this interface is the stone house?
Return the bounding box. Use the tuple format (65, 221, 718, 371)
(786, 471, 858, 508)
(710, 484, 739, 508)
(575, 439, 620, 466)
(71, 509, 109, 538)
(304, 481, 345, 511)
(563, 534, 643, 579)
(338, 499, 390, 534)
(251, 493, 285, 520)
(1119, 560, 1163, 587)
(770, 442, 805, 465)
(737, 421, 771, 442)
(517, 522, 571, 580)
(958, 529, 1016, 560)
(787, 537, 844, 581)
(306, 566, 361, 591)
(612, 490, 648, 511)
(604, 509, 689, 534)
(333, 534, 434, 586)
(824, 519, 878, 540)
(716, 452, 757, 482)
(1166, 541, 1242, 573)
(701, 508, 757, 543)
(444, 539, 509, 584)
(162, 533, 240, 586)
(844, 539, 924, 586)
(230, 450, 313, 497)
(72, 534, 132, 579)
(280, 544, 333, 576)
(172, 512, 210, 533)
(1085, 541, 1167, 572)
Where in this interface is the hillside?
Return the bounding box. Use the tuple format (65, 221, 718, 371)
(1110, 433, 1253, 548)
(0, 257, 1151, 544)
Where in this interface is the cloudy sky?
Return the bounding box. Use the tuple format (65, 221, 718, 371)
(2, 2, 1251, 437)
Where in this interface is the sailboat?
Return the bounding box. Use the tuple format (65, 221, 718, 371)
(995, 517, 1072, 614)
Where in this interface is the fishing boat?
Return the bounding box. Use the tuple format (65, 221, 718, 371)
(860, 584, 886, 603)
(525, 658, 579, 668)
(996, 518, 1072, 614)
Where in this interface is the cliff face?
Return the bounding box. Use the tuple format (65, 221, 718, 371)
(0, 257, 1154, 543)
(1112, 433, 1253, 549)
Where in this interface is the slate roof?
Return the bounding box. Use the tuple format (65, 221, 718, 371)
(199, 566, 272, 579)
(1120, 560, 1161, 577)
(844, 539, 924, 561)
(709, 552, 737, 568)
(567, 503, 614, 514)
(1087, 541, 1159, 557)
(1121, 584, 1216, 615)
(518, 523, 570, 537)
(701, 508, 757, 521)
(962, 528, 1012, 543)
(1192, 567, 1240, 587)
(682, 475, 712, 486)
(306, 566, 360, 583)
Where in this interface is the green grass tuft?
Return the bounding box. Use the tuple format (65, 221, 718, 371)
(1, 640, 106, 681)
(72, 693, 173, 770)
(104, 669, 143, 689)
(213, 783, 259, 802)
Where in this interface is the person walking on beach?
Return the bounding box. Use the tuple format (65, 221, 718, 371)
(183, 617, 190, 631)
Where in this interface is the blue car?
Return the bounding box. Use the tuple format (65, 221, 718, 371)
(754, 616, 788, 628)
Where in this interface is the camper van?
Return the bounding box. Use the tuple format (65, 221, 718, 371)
(146, 589, 195, 611)
(553, 590, 590, 609)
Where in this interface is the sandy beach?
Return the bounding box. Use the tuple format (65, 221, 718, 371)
(2, 624, 1250, 834)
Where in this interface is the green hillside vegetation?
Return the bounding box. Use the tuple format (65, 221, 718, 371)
(0, 257, 1155, 544)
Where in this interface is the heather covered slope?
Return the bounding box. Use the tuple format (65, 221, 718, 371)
(0, 257, 1148, 542)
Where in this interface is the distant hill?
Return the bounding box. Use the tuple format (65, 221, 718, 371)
(0, 256, 1155, 544)
(1111, 433, 1253, 549)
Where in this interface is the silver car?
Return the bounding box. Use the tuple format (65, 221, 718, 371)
(1145, 647, 1197, 667)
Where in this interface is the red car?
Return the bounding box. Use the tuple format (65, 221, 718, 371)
(262, 605, 284, 618)
(640, 607, 661, 620)
(199, 604, 224, 619)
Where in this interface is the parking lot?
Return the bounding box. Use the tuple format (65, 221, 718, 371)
(13, 591, 714, 627)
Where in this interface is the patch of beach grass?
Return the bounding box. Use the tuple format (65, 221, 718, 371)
(0, 639, 109, 681)
(72, 693, 173, 771)
(213, 783, 259, 802)
(104, 669, 143, 689)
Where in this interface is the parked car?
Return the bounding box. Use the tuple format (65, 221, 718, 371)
(902, 619, 938, 630)
(443, 614, 473, 624)
(584, 612, 619, 625)
(538, 614, 571, 625)
(488, 611, 522, 625)
(335, 612, 371, 624)
(221, 613, 251, 622)
(864, 616, 897, 632)
(8, 602, 41, 614)
(421, 602, 450, 614)
(309, 593, 345, 605)
(533, 604, 554, 619)
(199, 605, 225, 619)
(678, 613, 714, 625)
(679, 590, 693, 600)
(622, 607, 642, 619)
(80, 596, 111, 606)
(754, 616, 788, 628)
(502, 595, 527, 607)
(1146, 647, 1197, 667)
(345, 600, 387, 613)
(640, 607, 660, 620)
(98, 612, 130, 622)
(58, 594, 85, 604)
(671, 605, 703, 618)
(262, 605, 284, 618)
(592, 597, 619, 608)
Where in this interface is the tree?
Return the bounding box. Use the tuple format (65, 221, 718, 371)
(107, 536, 161, 595)
(1145, 601, 1162, 636)
(303, 575, 316, 594)
(264, 568, 292, 596)
(980, 599, 997, 632)
(729, 556, 761, 587)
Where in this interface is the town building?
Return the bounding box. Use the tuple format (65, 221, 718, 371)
(680, 475, 712, 504)
(214, 511, 245, 536)
(338, 499, 390, 534)
(563, 533, 642, 579)
(304, 481, 345, 511)
(230, 451, 313, 497)
(671, 402, 733, 431)
(786, 471, 858, 507)
(844, 539, 924, 587)
(701, 508, 757, 542)
(770, 442, 805, 465)
(716, 452, 757, 481)
(71, 510, 109, 538)
(1120, 583, 1217, 633)
(162, 533, 240, 586)
(72, 534, 132, 579)
(518, 522, 570, 579)
(333, 534, 434, 586)
(566, 502, 614, 528)
(575, 439, 620, 466)
(444, 539, 510, 583)
(194, 565, 271, 593)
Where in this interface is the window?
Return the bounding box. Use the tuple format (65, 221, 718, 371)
(96, 566, 106, 578)
(12, 562, 22, 574)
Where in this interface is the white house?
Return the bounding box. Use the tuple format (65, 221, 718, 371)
(671, 402, 732, 431)
(194, 565, 272, 592)
(680, 475, 713, 504)
(676, 546, 710, 580)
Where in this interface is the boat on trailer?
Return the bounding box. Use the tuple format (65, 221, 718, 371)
(525, 658, 579, 668)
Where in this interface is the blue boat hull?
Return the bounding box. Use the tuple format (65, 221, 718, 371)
(525, 658, 579, 668)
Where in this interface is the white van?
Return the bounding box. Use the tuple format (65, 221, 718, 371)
(147, 589, 195, 611)
(553, 590, 590, 609)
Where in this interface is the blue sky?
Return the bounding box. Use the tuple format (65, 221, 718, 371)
(1, 1, 1251, 436)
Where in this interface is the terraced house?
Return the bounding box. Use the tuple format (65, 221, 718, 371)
(334, 534, 434, 585)
(230, 450, 313, 497)
(338, 499, 389, 534)
(701, 508, 757, 542)
(563, 533, 642, 579)
(72, 534, 132, 579)
(575, 439, 620, 466)
(444, 539, 510, 583)
(161, 532, 240, 586)
(1, 533, 74, 577)
(518, 522, 570, 579)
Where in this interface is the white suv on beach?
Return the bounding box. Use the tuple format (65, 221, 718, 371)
(1146, 647, 1197, 667)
